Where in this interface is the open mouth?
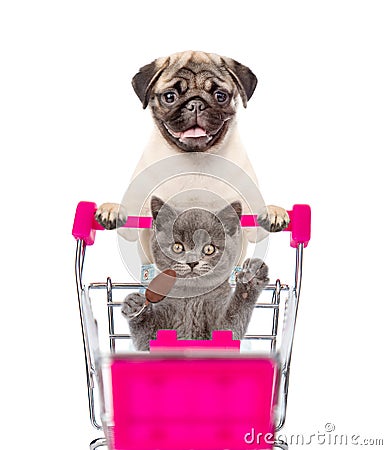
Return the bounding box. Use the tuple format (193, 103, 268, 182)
(161, 119, 230, 152)
(164, 124, 214, 143)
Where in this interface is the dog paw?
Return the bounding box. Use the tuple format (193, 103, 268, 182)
(258, 205, 290, 232)
(121, 293, 147, 319)
(95, 203, 128, 230)
(236, 258, 269, 292)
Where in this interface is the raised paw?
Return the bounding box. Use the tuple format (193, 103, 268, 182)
(95, 203, 128, 230)
(236, 258, 269, 291)
(258, 205, 290, 232)
(121, 292, 147, 320)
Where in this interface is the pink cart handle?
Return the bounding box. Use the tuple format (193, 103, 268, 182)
(72, 201, 311, 247)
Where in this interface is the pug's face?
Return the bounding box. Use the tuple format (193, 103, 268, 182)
(132, 51, 257, 152)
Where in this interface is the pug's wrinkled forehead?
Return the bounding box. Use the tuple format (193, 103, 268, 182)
(157, 52, 236, 97)
(132, 50, 257, 109)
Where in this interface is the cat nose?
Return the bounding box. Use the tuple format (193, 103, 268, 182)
(187, 261, 199, 270)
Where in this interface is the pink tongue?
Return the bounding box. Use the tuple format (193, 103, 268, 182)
(181, 127, 207, 138)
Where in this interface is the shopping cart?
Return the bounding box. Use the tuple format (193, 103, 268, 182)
(72, 201, 311, 450)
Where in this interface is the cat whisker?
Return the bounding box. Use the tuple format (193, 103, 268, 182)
(171, 262, 192, 276)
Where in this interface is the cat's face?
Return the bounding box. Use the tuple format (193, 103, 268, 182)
(150, 196, 242, 291)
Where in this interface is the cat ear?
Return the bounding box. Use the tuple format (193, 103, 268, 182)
(151, 196, 177, 229)
(218, 201, 242, 235)
(230, 201, 242, 218)
(151, 196, 165, 220)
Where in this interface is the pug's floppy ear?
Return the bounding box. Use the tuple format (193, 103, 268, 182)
(221, 57, 258, 108)
(132, 57, 170, 109)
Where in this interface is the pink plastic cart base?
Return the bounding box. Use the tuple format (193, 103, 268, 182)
(110, 356, 277, 450)
(109, 331, 278, 450)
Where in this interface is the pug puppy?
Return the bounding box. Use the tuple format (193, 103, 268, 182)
(95, 51, 289, 262)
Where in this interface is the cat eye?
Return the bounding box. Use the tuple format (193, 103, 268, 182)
(162, 91, 178, 104)
(214, 91, 228, 103)
(172, 242, 184, 253)
(203, 244, 216, 255)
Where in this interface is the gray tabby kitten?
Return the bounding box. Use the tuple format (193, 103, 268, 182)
(122, 196, 269, 351)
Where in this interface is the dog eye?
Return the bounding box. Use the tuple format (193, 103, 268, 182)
(172, 242, 184, 253)
(162, 91, 177, 104)
(214, 91, 228, 103)
(203, 244, 216, 255)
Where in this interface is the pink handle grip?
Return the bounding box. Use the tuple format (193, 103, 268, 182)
(72, 201, 98, 246)
(285, 204, 311, 248)
(72, 201, 311, 247)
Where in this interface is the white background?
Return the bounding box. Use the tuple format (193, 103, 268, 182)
(1, 1, 386, 448)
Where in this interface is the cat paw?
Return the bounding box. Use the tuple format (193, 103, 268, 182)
(121, 293, 147, 320)
(258, 205, 290, 232)
(236, 258, 269, 292)
(95, 203, 128, 230)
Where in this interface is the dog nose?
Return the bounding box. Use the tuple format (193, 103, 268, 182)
(185, 99, 206, 112)
(187, 261, 199, 270)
